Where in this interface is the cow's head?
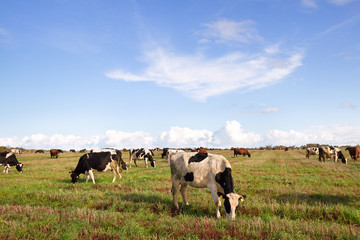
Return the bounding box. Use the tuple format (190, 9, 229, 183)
(247, 153, 251, 158)
(70, 171, 79, 183)
(224, 193, 246, 220)
(120, 159, 128, 170)
(16, 163, 23, 172)
(147, 154, 156, 168)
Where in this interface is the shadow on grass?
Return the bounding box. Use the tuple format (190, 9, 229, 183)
(117, 192, 214, 218)
(276, 193, 357, 206)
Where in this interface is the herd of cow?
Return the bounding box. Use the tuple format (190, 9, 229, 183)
(0, 145, 358, 219)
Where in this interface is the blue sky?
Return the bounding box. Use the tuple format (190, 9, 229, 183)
(1, 0, 360, 150)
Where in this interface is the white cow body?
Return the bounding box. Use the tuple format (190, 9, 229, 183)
(170, 152, 245, 219)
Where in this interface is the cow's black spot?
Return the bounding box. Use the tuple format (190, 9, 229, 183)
(188, 153, 208, 164)
(184, 172, 194, 182)
(215, 168, 234, 194)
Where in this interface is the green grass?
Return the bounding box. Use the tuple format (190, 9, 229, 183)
(0, 149, 359, 239)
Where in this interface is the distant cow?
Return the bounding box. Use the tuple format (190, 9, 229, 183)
(70, 149, 76, 153)
(345, 147, 359, 162)
(35, 150, 44, 153)
(161, 148, 169, 158)
(0, 152, 23, 173)
(79, 149, 87, 153)
(70, 152, 127, 184)
(170, 152, 246, 219)
(306, 147, 319, 159)
(319, 146, 347, 164)
(129, 148, 156, 168)
(50, 149, 59, 158)
(233, 148, 251, 158)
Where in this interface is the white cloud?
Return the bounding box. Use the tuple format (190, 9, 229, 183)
(106, 18, 303, 102)
(328, 0, 357, 5)
(251, 107, 281, 114)
(301, 0, 318, 8)
(2, 121, 359, 150)
(159, 127, 213, 148)
(106, 47, 303, 101)
(212, 120, 263, 148)
(341, 102, 357, 110)
(197, 19, 262, 44)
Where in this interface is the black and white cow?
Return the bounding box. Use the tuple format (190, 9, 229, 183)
(129, 148, 156, 168)
(90, 148, 127, 170)
(0, 151, 23, 173)
(319, 146, 347, 164)
(170, 152, 246, 220)
(70, 151, 127, 184)
(306, 147, 319, 159)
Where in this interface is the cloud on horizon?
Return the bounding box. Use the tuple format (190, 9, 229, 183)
(2, 121, 359, 150)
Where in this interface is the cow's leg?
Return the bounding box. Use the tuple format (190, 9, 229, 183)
(89, 169, 95, 184)
(4, 165, 9, 173)
(128, 153, 134, 168)
(134, 159, 138, 167)
(85, 171, 90, 183)
(144, 158, 148, 168)
(180, 182, 189, 206)
(209, 186, 221, 218)
(334, 154, 338, 162)
(111, 162, 121, 182)
(171, 176, 181, 210)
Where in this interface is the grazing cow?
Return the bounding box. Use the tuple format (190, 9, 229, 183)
(70, 151, 127, 184)
(170, 152, 246, 219)
(306, 147, 319, 159)
(233, 148, 251, 158)
(70, 149, 76, 153)
(50, 149, 59, 158)
(79, 149, 87, 153)
(0, 152, 23, 173)
(345, 147, 359, 162)
(35, 150, 44, 153)
(129, 148, 156, 168)
(319, 146, 347, 164)
(57, 149, 64, 153)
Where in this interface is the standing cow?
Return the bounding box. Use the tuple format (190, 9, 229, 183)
(170, 152, 246, 219)
(306, 147, 319, 159)
(70, 152, 127, 184)
(129, 148, 156, 168)
(319, 146, 347, 164)
(345, 147, 359, 162)
(50, 149, 59, 158)
(233, 148, 251, 158)
(0, 152, 23, 173)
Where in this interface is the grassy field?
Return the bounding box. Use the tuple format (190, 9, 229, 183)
(0, 149, 359, 239)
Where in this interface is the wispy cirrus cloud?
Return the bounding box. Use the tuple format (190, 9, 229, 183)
(196, 19, 262, 44)
(341, 102, 357, 110)
(251, 107, 281, 114)
(106, 19, 303, 101)
(301, 0, 318, 8)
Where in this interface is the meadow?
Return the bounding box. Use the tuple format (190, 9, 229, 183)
(0, 149, 359, 239)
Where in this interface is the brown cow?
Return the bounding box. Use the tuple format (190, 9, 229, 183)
(345, 147, 359, 162)
(50, 149, 59, 158)
(233, 148, 251, 158)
